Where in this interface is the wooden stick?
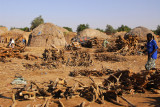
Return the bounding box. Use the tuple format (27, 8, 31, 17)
(11, 94, 17, 107)
(119, 96, 136, 107)
(58, 100, 65, 107)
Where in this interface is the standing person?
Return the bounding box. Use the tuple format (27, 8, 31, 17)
(22, 38, 26, 46)
(103, 39, 109, 48)
(145, 33, 158, 70)
(9, 38, 15, 48)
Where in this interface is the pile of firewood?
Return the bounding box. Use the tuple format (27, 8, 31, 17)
(90, 38, 104, 48)
(42, 47, 65, 68)
(95, 53, 126, 62)
(70, 68, 160, 94)
(70, 69, 114, 77)
(66, 51, 93, 67)
(0, 46, 25, 59)
(11, 69, 160, 106)
(115, 35, 145, 55)
(103, 69, 160, 94)
(0, 46, 40, 62)
(11, 75, 137, 106)
(23, 63, 42, 70)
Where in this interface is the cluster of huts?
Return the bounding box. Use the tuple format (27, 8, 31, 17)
(0, 23, 158, 49)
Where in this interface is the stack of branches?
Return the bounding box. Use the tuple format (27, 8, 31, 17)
(23, 47, 65, 70)
(115, 35, 145, 55)
(95, 53, 126, 62)
(0, 46, 39, 63)
(0, 46, 25, 59)
(23, 63, 42, 70)
(24, 54, 39, 60)
(66, 50, 92, 67)
(69, 69, 114, 77)
(11, 78, 85, 106)
(90, 37, 104, 48)
(103, 69, 160, 94)
(42, 47, 65, 68)
(11, 77, 134, 106)
(11, 69, 160, 106)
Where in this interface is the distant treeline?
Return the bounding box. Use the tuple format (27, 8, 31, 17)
(1, 15, 160, 36)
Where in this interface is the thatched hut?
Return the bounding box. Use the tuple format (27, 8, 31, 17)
(0, 29, 31, 43)
(0, 27, 8, 42)
(78, 29, 108, 39)
(28, 23, 67, 47)
(127, 26, 158, 43)
(64, 32, 77, 44)
(0, 27, 8, 35)
(114, 31, 127, 37)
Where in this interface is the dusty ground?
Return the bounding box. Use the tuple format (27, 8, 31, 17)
(0, 46, 160, 107)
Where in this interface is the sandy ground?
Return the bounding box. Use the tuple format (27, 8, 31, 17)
(0, 47, 160, 107)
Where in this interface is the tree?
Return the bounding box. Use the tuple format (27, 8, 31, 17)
(155, 25, 160, 36)
(96, 28, 104, 32)
(10, 27, 16, 30)
(20, 27, 30, 32)
(30, 15, 44, 30)
(0, 25, 5, 27)
(63, 27, 73, 32)
(117, 25, 131, 32)
(105, 24, 116, 35)
(10, 27, 30, 32)
(76, 24, 89, 33)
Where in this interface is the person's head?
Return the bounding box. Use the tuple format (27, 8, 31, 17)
(147, 33, 153, 41)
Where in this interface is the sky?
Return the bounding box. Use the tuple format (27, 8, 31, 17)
(0, 0, 160, 31)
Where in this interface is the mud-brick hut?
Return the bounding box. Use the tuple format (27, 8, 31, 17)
(28, 23, 68, 47)
(127, 26, 158, 43)
(75, 28, 109, 48)
(0, 27, 8, 43)
(0, 29, 31, 43)
(0, 27, 8, 35)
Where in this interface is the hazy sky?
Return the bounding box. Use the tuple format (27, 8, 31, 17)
(0, 0, 160, 31)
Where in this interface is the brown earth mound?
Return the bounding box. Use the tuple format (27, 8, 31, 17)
(78, 29, 108, 39)
(128, 26, 158, 43)
(0, 27, 8, 35)
(64, 32, 77, 44)
(114, 31, 127, 37)
(28, 23, 67, 47)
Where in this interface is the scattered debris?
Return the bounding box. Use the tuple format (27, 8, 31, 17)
(11, 74, 27, 85)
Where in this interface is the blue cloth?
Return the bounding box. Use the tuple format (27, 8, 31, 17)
(22, 39, 25, 43)
(147, 40, 158, 59)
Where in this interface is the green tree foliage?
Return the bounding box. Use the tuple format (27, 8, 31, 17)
(63, 27, 73, 32)
(0, 25, 5, 27)
(10, 27, 30, 32)
(105, 24, 116, 35)
(117, 25, 131, 32)
(30, 15, 44, 30)
(20, 27, 30, 32)
(76, 24, 89, 33)
(96, 28, 104, 32)
(155, 25, 160, 36)
(10, 27, 16, 30)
